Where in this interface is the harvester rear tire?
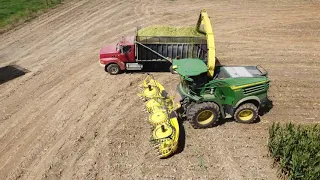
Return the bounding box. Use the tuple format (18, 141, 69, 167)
(234, 103, 258, 124)
(107, 64, 120, 75)
(187, 102, 220, 129)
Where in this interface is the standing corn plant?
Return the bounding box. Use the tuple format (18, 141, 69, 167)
(268, 123, 320, 180)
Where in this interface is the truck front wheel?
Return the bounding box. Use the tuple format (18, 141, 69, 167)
(234, 103, 258, 123)
(187, 102, 220, 129)
(106, 64, 121, 75)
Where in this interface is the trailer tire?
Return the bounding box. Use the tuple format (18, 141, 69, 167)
(107, 64, 121, 75)
(187, 102, 220, 129)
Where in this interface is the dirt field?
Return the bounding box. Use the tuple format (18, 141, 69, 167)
(1, 0, 320, 179)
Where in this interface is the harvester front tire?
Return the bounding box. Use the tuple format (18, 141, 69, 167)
(107, 64, 120, 75)
(234, 103, 258, 124)
(187, 102, 220, 129)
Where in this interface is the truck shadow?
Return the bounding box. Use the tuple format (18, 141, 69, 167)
(0, 65, 30, 84)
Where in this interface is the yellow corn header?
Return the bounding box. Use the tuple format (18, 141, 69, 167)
(138, 75, 180, 158)
(137, 9, 216, 158)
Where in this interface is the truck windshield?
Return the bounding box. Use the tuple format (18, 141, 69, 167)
(116, 44, 120, 52)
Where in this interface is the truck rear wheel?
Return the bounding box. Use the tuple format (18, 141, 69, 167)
(107, 64, 120, 75)
(234, 103, 258, 123)
(187, 102, 220, 129)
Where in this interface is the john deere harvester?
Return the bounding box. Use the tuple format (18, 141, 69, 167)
(172, 9, 270, 129)
(137, 9, 270, 158)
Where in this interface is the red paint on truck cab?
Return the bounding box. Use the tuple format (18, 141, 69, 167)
(99, 36, 135, 70)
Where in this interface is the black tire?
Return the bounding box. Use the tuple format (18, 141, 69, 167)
(187, 102, 220, 129)
(169, 65, 177, 74)
(106, 64, 120, 75)
(234, 103, 258, 124)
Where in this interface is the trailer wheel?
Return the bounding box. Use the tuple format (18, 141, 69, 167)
(187, 102, 220, 129)
(234, 103, 258, 123)
(107, 64, 120, 75)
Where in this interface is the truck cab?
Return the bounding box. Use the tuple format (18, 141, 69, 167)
(99, 36, 136, 74)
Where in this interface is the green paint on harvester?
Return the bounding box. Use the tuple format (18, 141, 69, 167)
(173, 59, 208, 77)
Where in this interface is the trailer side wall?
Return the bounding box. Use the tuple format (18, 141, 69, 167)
(136, 36, 207, 61)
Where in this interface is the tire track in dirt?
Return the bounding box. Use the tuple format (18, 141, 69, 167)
(28, 76, 125, 179)
(0, 70, 142, 179)
(31, 76, 133, 179)
(0, 1, 126, 70)
(0, 0, 90, 52)
(0, 0, 138, 178)
(0, 0, 137, 124)
(0, 67, 97, 177)
(0, 0, 178, 177)
(22, 2, 133, 70)
(1, 0, 320, 179)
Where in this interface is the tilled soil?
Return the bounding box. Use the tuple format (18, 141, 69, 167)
(0, 0, 319, 179)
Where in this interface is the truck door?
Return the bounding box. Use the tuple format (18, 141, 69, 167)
(120, 45, 135, 62)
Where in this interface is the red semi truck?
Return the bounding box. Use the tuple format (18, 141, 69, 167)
(99, 35, 207, 75)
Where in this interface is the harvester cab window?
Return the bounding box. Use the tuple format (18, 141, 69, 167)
(121, 46, 132, 54)
(190, 73, 209, 92)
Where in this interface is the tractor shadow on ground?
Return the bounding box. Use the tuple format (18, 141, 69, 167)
(215, 116, 261, 127)
(215, 113, 264, 126)
(258, 98, 274, 116)
(0, 64, 30, 84)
